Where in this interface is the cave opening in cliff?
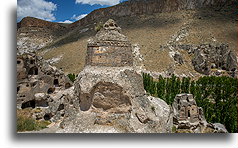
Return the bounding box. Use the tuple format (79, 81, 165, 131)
(57, 104, 64, 111)
(43, 113, 52, 121)
(65, 83, 71, 89)
(17, 86, 20, 93)
(21, 100, 35, 109)
(47, 87, 55, 94)
(54, 79, 59, 87)
(28, 67, 38, 75)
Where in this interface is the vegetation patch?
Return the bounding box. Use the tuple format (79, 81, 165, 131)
(67, 73, 77, 82)
(143, 73, 237, 133)
(17, 109, 51, 132)
(94, 22, 103, 32)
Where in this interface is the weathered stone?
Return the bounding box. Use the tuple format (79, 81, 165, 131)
(173, 52, 183, 65)
(86, 19, 133, 67)
(17, 52, 74, 122)
(213, 123, 228, 133)
(58, 20, 173, 133)
(192, 44, 237, 76)
(172, 93, 228, 133)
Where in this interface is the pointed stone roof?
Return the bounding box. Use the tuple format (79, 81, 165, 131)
(88, 19, 129, 44)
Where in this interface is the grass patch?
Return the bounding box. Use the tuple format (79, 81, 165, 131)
(172, 126, 177, 133)
(17, 109, 51, 132)
(67, 73, 77, 82)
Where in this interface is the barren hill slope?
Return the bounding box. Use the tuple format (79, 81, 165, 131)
(17, 17, 70, 53)
(17, 0, 237, 77)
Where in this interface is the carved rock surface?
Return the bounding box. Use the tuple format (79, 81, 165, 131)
(192, 44, 237, 76)
(58, 66, 173, 133)
(172, 94, 228, 133)
(17, 52, 73, 122)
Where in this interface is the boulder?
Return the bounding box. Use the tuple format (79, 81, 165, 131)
(59, 66, 173, 133)
(192, 44, 237, 76)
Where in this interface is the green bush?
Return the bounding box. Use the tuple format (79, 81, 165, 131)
(67, 73, 77, 82)
(17, 116, 36, 131)
(94, 22, 103, 32)
(17, 109, 51, 132)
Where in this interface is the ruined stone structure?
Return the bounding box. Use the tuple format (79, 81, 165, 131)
(86, 19, 133, 67)
(17, 52, 73, 121)
(172, 94, 203, 123)
(172, 94, 227, 133)
(57, 19, 173, 133)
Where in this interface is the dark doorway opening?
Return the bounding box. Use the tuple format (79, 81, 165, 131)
(188, 110, 190, 118)
(28, 67, 38, 75)
(47, 88, 55, 94)
(17, 86, 20, 93)
(57, 104, 64, 111)
(21, 100, 35, 109)
(43, 113, 52, 121)
(54, 79, 59, 87)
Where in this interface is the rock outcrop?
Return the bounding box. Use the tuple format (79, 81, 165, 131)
(191, 44, 237, 77)
(172, 94, 228, 133)
(17, 17, 68, 53)
(17, 52, 73, 121)
(57, 19, 173, 133)
(161, 43, 237, 77)
(86, 19, 133, 67)
(70, 0, 235, 28)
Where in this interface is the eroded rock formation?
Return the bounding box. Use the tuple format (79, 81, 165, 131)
(86, 19, 133, 67)
(17, 52, 73, 121)
(191, 44, 237, 77)
(70, 0, 235, 28)
(17, 17, 68, 53)
(58, 19, 173, 133)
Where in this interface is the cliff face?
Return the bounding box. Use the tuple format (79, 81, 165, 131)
(70, 0, 232, 27)
(17, 17, 65, 30)
(17, 0, 234, 52)
(17, 17, 69, 53)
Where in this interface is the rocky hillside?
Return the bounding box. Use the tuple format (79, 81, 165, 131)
(17, 20, 229, 133)
(17, 17, 70, 54)
(69, 0, 234, 28)
(17, 0, 237, 77)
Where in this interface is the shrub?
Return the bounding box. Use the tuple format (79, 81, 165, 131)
(94, 22, 103, 32)
(17, 109, 51, 132)
(17, 116, 36, 132)
(67, 73, 77, 82)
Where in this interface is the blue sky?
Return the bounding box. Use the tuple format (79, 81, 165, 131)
(17, 0, 128, 23)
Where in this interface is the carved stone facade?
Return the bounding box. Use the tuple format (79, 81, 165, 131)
(86, 19, 133, 67)
(172, 94, 203, 123)
(17, 52, 73, 121)
(172, 93, 228, 133)
(57, 19, 173, 133)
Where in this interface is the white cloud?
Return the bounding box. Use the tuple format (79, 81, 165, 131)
(75, 0, 121, 6)
(58, 20, 73, 24)
(17, 0, 57, 21)
(71, 14, 88, 21)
